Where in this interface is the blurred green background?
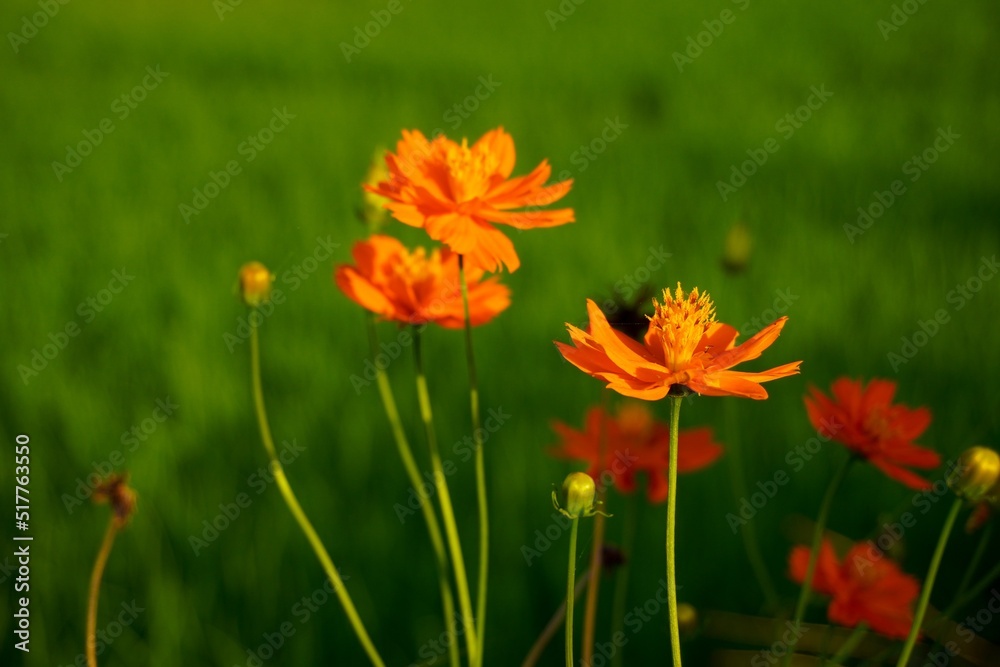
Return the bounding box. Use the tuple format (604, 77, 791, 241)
(2, 0, 999, 664)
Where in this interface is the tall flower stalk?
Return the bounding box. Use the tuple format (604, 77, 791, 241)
(242, 262, 385, 667)
(366, 314, 459, 667)
(413, 328, 479, 666)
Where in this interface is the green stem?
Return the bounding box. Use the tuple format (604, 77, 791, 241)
(521, 571, 591, 667)
(566, 518, 581, 667)
(366, 315, 459, 667)
(786, 455, 854, 667)
(87, 520, 118, 667)
(581, 392, 611, 665)
(895, 498, 963, 667)
(610, 495, 637, 667)
(249, 321, 385, 667)
(825, 623, 867, 666)
(459, 255, 490, 667)
(723, 399, 780, 612)
(413, 329, 479, 667)
(949, 555, 1000, 614)
(666, 395, 684, 667)
(944, 521, 993, 618)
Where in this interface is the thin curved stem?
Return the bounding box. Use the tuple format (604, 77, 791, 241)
(610, 495, 637, 667)
(86, 520, 118, 667)
(895, 498, 963, 667)
(943, 521, 993, 618)
(250, 322, 385, 667)
(825, 623, 867, 666)
(786, 454, 854, 667)
(459, 255, 489, 667)
(521, 572, 591, 667)
(666, 396, 684, 667)
(581, 391, 610, 664)
(566, 518, 581, 667)
(723, 399, 780, 611)
(413, 328, 479, 666)
(367, 315, 459, 667)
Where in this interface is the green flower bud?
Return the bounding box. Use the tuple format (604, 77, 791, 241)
(553, 472, 598, 519)
(948, 446, 1000, 503)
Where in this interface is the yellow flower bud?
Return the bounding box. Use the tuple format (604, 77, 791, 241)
(721, 220, 752, 275)
(676, 603, 699, 637)
(239, 261, 273, 307)
(361, 149, 391, 229)
(554, 472, 597, 519)
(948, 447, 1000, 503)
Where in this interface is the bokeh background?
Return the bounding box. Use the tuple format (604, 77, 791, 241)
(2, 0, 999, 664)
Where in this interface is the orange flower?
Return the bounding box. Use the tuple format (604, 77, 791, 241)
(550, 402, 723, 503)
(335, 235, 509, 328)
(789, 539, 920, 640)
(804, 378, 939, 490)
(556, 284, 801, 400)
(365, 127, 574, 273)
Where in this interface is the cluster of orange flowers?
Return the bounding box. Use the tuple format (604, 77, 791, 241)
(333, 126, 986, 655)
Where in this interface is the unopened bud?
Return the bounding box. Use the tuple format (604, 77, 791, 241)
(239, 261, 273, 307)
(554, 472, 597, 519)
(948, 447, 1000, 503)
(721, 220, 752, 275)
(677, 603, 699, 637)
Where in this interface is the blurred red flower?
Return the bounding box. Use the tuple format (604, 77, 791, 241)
(804, 378, 939, 490)
(556, 285, 801, 400)
(334, 235, 509, 329)
(365, 127, 574, 273)
(550, 402, 723, 503)
(789, 539, 920, 640)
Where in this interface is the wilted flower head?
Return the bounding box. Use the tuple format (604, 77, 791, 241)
(93, 473, 137, 528)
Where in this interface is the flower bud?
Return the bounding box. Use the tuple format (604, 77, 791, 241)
(556, 472, 597, 519)
(239, 261, 273, 307)
(721, 220, 752, 275)
(948, 446, 1000, 503)
(676, 603, 699, 637)
(361, 149, 390, 229)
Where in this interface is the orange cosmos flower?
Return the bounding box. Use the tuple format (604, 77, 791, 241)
(334, 235, 510, 329)
(804, 378, 939, 490)
(789, 539, 920, 640)
(550, 402, 723, 503)
(365, 127, 574, 273)
(556, 284, 801, 400)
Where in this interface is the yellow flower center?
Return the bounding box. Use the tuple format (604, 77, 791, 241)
(647, 284, 717, 371)
(445, 139, 497, 202)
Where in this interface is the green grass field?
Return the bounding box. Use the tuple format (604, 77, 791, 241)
(3, 0, 999, 664)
